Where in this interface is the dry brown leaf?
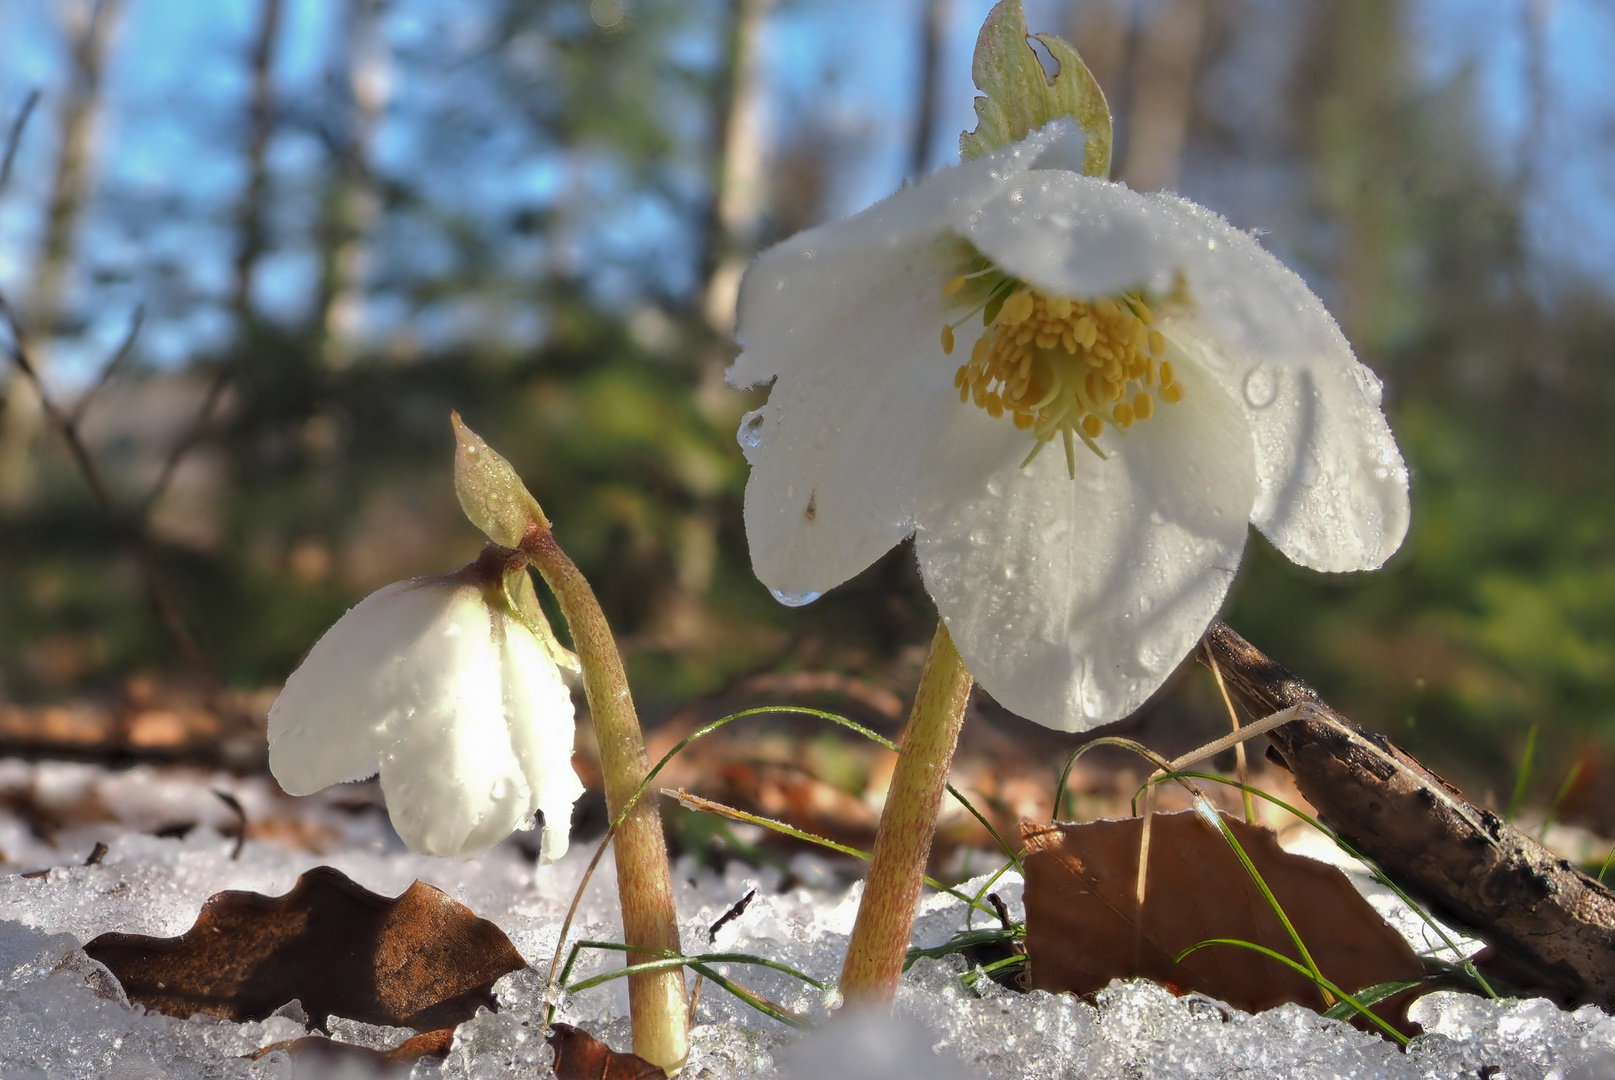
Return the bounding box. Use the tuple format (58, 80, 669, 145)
(707, 760, 877, 847)
(85, 865, 525, 1030)
(249, 1027, 455, 1069)
(547, 1022, 666, 1080)
(1021, 810, 1424, 1016)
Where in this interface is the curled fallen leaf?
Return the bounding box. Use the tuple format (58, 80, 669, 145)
(547, 1022, 666, 1080)
(1021, 811, 1425, 1017)
(85, 865, 526, 1030)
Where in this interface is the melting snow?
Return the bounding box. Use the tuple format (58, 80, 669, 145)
(1, 761, 1613, 1078)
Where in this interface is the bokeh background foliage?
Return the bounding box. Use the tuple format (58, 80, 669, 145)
(0, 0, 1612, 817)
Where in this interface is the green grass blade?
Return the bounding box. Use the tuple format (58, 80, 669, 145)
(666, 788, 996, 917)
(1321, 979, 1427, 1020)
(904, 927, 1019, 971)
(1192, 797, 1330, 1005)
(1174, 938, 1408, 1046)
(1155, 770, 1497, 999)
(1506, 723, 1539, 821)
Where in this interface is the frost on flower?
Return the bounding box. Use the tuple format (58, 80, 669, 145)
(728, 118, 1409, 731)
(267, 572, 584, 861)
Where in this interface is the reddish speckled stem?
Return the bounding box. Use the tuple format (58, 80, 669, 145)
(839, 620, 974, 1007)
(524, 527, 688, 1073)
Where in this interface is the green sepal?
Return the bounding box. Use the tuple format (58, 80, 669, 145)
(451, 412, 549, 547)
(959, 0, 1112, 178)
(503, 565, 582, 685)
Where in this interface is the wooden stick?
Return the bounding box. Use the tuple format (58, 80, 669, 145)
(1198, 620, 1615, 1007)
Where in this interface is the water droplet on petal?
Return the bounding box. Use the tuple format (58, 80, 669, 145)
(737, 409, 766, 449)
(1242, 366, 1277, 409)
(771, 588, 822, 607)
(1080, 680, 1111, 719)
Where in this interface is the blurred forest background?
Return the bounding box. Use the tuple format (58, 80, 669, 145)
(1, 0, 1613, 829)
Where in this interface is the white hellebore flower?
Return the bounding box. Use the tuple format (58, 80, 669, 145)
(268, 571, 584, 860)
(730, 119, 1409, 731)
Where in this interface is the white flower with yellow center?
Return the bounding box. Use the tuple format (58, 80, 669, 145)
(729, 118, 1409, 730)
(268, 567, 584, 860)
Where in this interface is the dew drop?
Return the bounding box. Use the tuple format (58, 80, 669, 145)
(1242, 366, 1277, 409)
(737, 409, 767, 449)
(1080, 680, 1111, 719)
(771, 588, 822, 607)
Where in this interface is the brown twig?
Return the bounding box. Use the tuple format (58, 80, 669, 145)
(140, 363, 232, 515)
(0, 89, 41, 195)
(0, 293, 201, 664)
(67, 304, 143, 428)
(1198, 619, 1615, 1008)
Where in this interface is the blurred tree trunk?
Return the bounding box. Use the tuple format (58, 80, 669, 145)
(1117, 0, 1205, 192)
(1301, 0, 1415, 358)
(1064, 0, 1132, 136)
(232, 0, 283, 320)
(909, 0, 951, 179)
(700, 0, 772, 335)
(317, 0, 387, 367)
(0, 0, 122, 505)
(1516, 0, 1552, 203)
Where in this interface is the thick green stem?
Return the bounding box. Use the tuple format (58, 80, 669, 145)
(839, 620, 974, 1007)
(524, 527, 688, 1073)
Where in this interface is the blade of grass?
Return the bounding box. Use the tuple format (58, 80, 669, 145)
(904, 927, 1019, 971)
(960, 952, 1028, 992)
(1506, 724, 1539, 822)
(557, 941, 822, 1029)
(1174, 938, 1408, 1045)
(966, 858, 1020, 929)
(545, 703, 1010, 1013)
(1206, 652, 1257, 824)
(1539, 760, 1584, 842)
(1190, 797, 1332, 1007)
(664, 787, 995, 917)
(1153, 771, 1495, 998)
(1321, 978, 1428, 1021)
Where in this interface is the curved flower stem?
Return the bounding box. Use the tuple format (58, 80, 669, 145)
(838, 620, 974, 1008)
(522, 526, 688, 1073)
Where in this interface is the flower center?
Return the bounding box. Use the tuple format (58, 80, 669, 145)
(942, 276, 1183, 476)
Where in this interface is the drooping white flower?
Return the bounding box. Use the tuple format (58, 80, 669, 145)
(730, 119, 1409, 731)
(268, 572, 584, 860)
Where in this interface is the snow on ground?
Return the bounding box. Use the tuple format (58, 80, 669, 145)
(2, 761, 1615, 1078)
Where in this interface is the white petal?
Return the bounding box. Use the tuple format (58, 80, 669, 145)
(952, 168, 1176, 298)
(497, 613, 585, 862)
(376, 589, 537, 857)
(1166, 315, 1409, 571)
(730, 120, 1088, 389)
(268, 580, 459, 795)
(728, 121, 1098, 601)
(913, 362, 1256, 730)
(735, 235, 955, 601)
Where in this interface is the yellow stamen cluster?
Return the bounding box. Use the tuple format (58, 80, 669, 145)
(946, 284, 1183, 472)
